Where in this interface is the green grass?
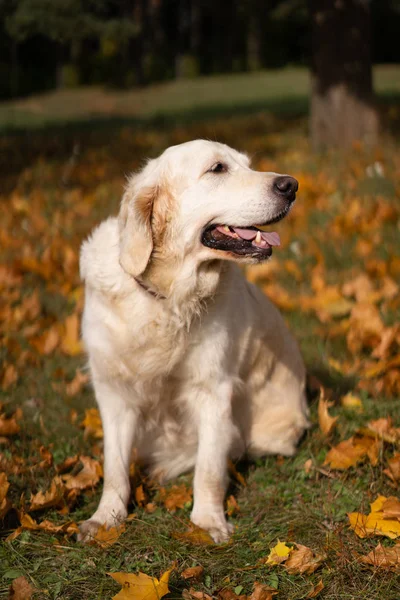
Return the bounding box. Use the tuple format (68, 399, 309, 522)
(1, 71, 400, 599)
(1, 64, 400, 131)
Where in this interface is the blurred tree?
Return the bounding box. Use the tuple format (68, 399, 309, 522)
(310, 0, 379, 149)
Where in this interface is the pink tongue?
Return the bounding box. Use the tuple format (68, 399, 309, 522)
(232, 228, 280, 246)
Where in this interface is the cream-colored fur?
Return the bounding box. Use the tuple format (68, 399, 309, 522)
(78, 140, 309, 543)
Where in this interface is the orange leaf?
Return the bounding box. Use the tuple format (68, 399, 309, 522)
(181, 566, 204, 580)
(306, 579, 324, 598)
(160, 484, 192, 512)
(81, 407, 103, 439)
(61, 456, 102, 490)
(172, 524, 215, 546)
(61, 313, 83, 356)
(30, 324, 60, 355)
(249, 581, 278, 600)
(90, 523, 126, 547)
(318, 389, 338, 435)
(1, 364, 18, 391)
(9, 576, 34, 599)
(384, 453, 400, 483)
(29, 476, 65, 511)
(324, 436, 378, 470)
(283, 543, 325, 575)
(0, 407, 21, 436)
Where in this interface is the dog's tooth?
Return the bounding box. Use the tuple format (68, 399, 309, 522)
(255, 231, 262, 244)
(223, 225, 230, 233)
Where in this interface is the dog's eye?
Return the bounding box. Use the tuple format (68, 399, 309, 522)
(209, 162, 227, 174)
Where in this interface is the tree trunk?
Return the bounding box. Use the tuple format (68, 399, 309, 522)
(310, 0, 379, 150)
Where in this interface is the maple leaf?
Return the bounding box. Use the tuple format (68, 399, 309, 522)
(317, 389, 338, 435)
(180, 566, 204, 580)
(29, 476, 65, 511)
(160, 484, 192, 512)
(61, 455, 103, 490)
(249, 582, 278, 600)
(0, 472, 11, 518)
(108, 566, 174, 600)
(9, 576, 34, 600)
(324, 435, 381, 470)
(283, 543, 325, 574)
(384, 453, 400, 483)
(266, 540, 292, 565)
(348, 495, 400, 539)
(172, 524, 215, 546)
(60, 313, 83, 356)
(81, 407, 103, 439)
(90, 523, 126, 547)
(306, 580, 324, 598)
(359, 542, 400, 570)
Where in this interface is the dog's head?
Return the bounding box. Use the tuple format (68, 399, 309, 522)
(119, 140, 297, 293)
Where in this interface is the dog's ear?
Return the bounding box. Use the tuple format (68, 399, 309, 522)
(119, 181, 158, 277)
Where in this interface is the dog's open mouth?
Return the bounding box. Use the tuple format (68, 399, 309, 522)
(202, 223, 281, 259)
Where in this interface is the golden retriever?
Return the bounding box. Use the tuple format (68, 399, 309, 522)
(78, 140, 309, 543)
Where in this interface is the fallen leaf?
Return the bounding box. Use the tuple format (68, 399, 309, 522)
(90, 523, 126, 547)
(18, 512, 79, 536)
(135, 484, 146, 507)
(61, 456, 102, 490)
(61, 313, 83, 356)
(65, 370, 89, 397)
(306, 579, 324, 598)
(228, 460, 246, 486)
(0, 472, 11, 518)
(81, 407, 103, 439)
(348, 495, 400, 539)
(108, 566, 173, 600)
(340, 393, 363, 412)
(324, 435, 380, 470)
(266, 540, 292, 565)
(9, 576, 34, 599)
(30, 324, 60, 355)
(384, 453, 400, 483)
(160, 484, 192, 512)
(172, 524, 215, 546)
(381, 497, 400, 519)
(29, 476, 65, 511)
(249, 581, 278, 600)
(1, 364, 18, 390)
(182, 588, 212, 600)
(0, 407, 21, 436)
(181, 566, 204, 580)
(359, 542, 400, 570)
(226, 495, 240, 517)
(283, 543, 325, 574)
(318, 389, 338, 435)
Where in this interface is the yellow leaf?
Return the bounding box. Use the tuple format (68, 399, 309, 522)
(324, 435, 381, 470)
(108, 567, 173, 600)
(172, 524, 215, 546)
(318, 389, 338, 435)
(61, 313, 83, 356)
(340, 393, 363, 412)
(91, 523, 126, 547)
(348, 495, 400, 539)
(81, 407, 103, 439)
(266, 540, 292, 565)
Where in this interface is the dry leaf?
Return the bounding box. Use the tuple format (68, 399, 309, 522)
(318, 389, 338, 435)
(340, 393, 363, 412)
(30, 324, 60, 355)
(283, 543, 325, 574)
(61, 456, 102, 490)
(9, 576, 34, 599)
(359, 542, 400, 570)
(182, 588, 212, 600)
(181, 566, 204, 580)
(0, 471, 11, 518)
(29, 476, 65, 511)
(384, 453, 400, 483)
(160, 484, 192, 512)
(65, 370, 89, 397)
(1, 364, 18, 390)
(249, 581, 278, 600)
(348, 495, 400, 539)
(226, 495, 240, 517)
(306, 579, 324, 598)
(108, 566, 173, 600)
(266, 540, 292, 565)
(81, 407, 103, 439)
(0, 407, 21, 436)
(135, 485, 146, 507)
(172, 524, 215, 545)
(61, 313, 83, 356)
(324, 435, 380, 470)
(90, 523, 126, 547)
(228, 460, 246, 486)
(18, 512, 79, 536)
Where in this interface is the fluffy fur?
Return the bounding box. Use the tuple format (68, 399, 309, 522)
(78, 140, 309, 543)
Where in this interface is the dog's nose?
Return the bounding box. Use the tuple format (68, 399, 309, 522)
(273, 176, 298, 202)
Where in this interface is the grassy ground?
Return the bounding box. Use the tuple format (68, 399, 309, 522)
(0, 65, 400, 131)
(1, 72, 400, 599)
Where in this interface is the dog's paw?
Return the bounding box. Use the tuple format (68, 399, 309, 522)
(191, 511, 233, 544)
(77, 518, 103, 543)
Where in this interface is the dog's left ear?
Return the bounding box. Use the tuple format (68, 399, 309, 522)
(119, 182, 158, 277)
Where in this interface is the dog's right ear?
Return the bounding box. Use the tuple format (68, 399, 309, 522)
(118, 180, 157, 278)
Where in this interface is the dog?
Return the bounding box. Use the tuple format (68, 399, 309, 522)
(78, 139, 309, 543)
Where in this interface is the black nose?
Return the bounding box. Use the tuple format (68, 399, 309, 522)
(273, 176, 298, 202)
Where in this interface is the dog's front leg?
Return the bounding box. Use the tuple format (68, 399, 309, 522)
(78, 380, 137, 542)
(190, 381, 236, 543)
